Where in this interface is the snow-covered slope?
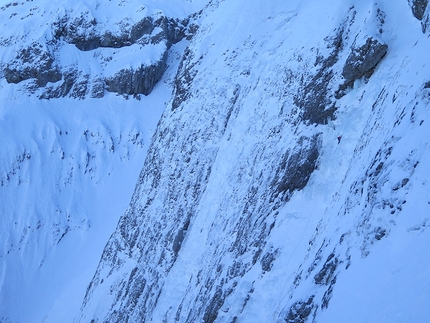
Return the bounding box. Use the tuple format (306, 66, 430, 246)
(0, 0, 209, 322)
(2, 0, 430, 322)
(0, 95, 158, 323)
(0, 0, 208, 98)
(77, 0, 430, 322)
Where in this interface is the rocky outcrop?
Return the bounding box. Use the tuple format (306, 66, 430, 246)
(271, 134, 321, 202)
(52, 14, 154, 51)
(284, 296, 316, 323)
(409, 0, 430, 33)
(52, 11, 197, 52)
(38, 67, 94, 99)
(337, 37, 387, 97)
(342, 38, 388, 84)
(3, 42, 62, 87)
(409, 0, 428, 20)
(172, 48, 201, 110)
(293, 11, 355, 124)
(105, 51, 168, 96)
(0, 1, 201, 98)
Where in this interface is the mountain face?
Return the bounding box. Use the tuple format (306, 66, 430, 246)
(0, 1, 207, 322)
(0, 0, 204, 98)
(1, 0, 430, 323)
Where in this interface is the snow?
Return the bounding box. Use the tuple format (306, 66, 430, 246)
(0, 94, 160, 322)
(147, 0, 430, 322)
(1, 0, 430, 322)
(0, 32, 189, 321)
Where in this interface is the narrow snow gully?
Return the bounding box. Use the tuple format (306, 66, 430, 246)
(77, 0, 429, 323)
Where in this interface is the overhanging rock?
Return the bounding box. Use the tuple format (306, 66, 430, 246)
(337, 37, 388, 97)
(105, 50, 168, 96)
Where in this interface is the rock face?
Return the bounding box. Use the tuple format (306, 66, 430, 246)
(343, 38, 388, 84)
(105, 51, 168, 95)
(3, 42, 62, 86)
(409, 0, 428, 20)
(78, 3, 335, 318)
(0, 0, 200, 98)
(52, 14, 154, 51)
(338, 37, 388, 95)
(408, 0, 430, 32)
(271, 135, 322, 202)
(293, 24, 348, 125)
(285, 296, 316, 323)
(77, 1, 430, 323)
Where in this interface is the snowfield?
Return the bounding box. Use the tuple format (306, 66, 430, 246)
(1, 0, 430, 322)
